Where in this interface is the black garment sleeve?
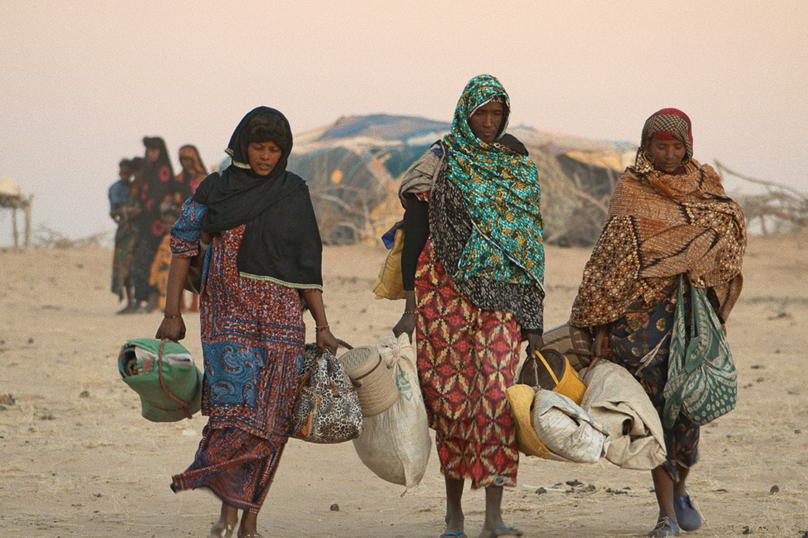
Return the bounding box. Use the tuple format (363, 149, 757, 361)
(498, 134, 529, 157)
(521, 327, 542, 335)
(401, 195, 430, 290)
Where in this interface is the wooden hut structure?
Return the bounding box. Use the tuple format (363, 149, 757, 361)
(0, 176, 33, 248)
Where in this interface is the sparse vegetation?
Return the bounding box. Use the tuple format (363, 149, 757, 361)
(30, 225, 109, 249)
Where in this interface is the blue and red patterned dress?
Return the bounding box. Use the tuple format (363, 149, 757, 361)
(169, 199, 304, 512)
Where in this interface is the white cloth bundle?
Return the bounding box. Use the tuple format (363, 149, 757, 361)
(581, 361, 666, 470)
(531, 389, 609, 463)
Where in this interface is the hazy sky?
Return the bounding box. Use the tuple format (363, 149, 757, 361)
(1, 0, 806, 245)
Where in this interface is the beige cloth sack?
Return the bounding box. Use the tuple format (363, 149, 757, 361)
(581, 361, 666, 470)
(352, 334, 431, 490)
(531, 389, 610, 464)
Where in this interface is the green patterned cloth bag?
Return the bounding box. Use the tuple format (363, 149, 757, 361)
(663, 275, 737, 427)
(118, 338, 203, 422)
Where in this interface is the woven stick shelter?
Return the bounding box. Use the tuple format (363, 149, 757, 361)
(0, 177, 33, 248)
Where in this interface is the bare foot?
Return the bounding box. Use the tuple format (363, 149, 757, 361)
(209, 503, 238, 538)
(443, 477, 466, 537)
(442, 515, 466, 537)
(238, 510, 261, 538)
(208, 519, 236, 538)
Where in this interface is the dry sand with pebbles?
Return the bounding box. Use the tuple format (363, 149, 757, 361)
(1, 234, 807, 538)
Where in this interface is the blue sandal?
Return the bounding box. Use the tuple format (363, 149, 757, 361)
(491, 526, 523, 537)
(674, 494, 702, 531)
(440, 532, 465, 538)
(648, 516, 680, 537)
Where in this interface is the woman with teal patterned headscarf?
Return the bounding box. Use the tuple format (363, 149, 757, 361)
(395, 75, 544, 538)
(441, 74, 544, 288)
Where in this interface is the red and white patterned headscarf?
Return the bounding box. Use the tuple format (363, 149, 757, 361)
(641, 108, 693, 161)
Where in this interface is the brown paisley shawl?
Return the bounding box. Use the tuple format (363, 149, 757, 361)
(569, 159, 746, 328)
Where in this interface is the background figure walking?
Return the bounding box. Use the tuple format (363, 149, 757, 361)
(109, 158, 137, 312)
(175, 144, 208, 312)
(131, 136, 188, 312)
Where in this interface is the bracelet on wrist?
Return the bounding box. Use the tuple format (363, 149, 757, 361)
(315, 325, 330, 332)
(404, 310, 417, 315)
(164, 313, 182, 319)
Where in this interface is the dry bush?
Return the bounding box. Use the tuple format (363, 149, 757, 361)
(31, 225, 109, 249)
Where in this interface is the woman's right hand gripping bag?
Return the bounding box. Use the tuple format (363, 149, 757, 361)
(352, 333, 431, 491)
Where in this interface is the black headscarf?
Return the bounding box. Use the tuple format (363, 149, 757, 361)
(139, 136, 186, 238)
(193, 107, 323, 289)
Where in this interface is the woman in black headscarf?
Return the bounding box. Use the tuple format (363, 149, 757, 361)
(131, 136, 190, 312)
(156, 107, 338, 538)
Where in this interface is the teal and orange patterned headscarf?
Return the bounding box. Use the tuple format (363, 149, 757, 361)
(442, 74, 544, 289)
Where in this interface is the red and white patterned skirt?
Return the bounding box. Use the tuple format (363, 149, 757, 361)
(415, 240, 521, 489)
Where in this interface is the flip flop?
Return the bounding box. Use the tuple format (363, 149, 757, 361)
(440, 532, 466, 538)
(491, 526, 523, 537)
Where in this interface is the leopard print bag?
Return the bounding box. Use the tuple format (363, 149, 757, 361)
(291, 345, 363, 443)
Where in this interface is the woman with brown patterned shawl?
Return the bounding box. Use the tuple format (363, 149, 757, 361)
(176, 144, 208, 194)
(569, 108, 746, 537)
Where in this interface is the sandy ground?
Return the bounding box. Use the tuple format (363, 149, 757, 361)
(1, 234, 807, 538)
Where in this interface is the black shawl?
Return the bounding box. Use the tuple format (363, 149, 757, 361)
(193, 107, 323, 289)
(139, 136, 187, 238)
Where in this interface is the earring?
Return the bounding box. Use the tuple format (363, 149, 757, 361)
(643, 149, 654, 163)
